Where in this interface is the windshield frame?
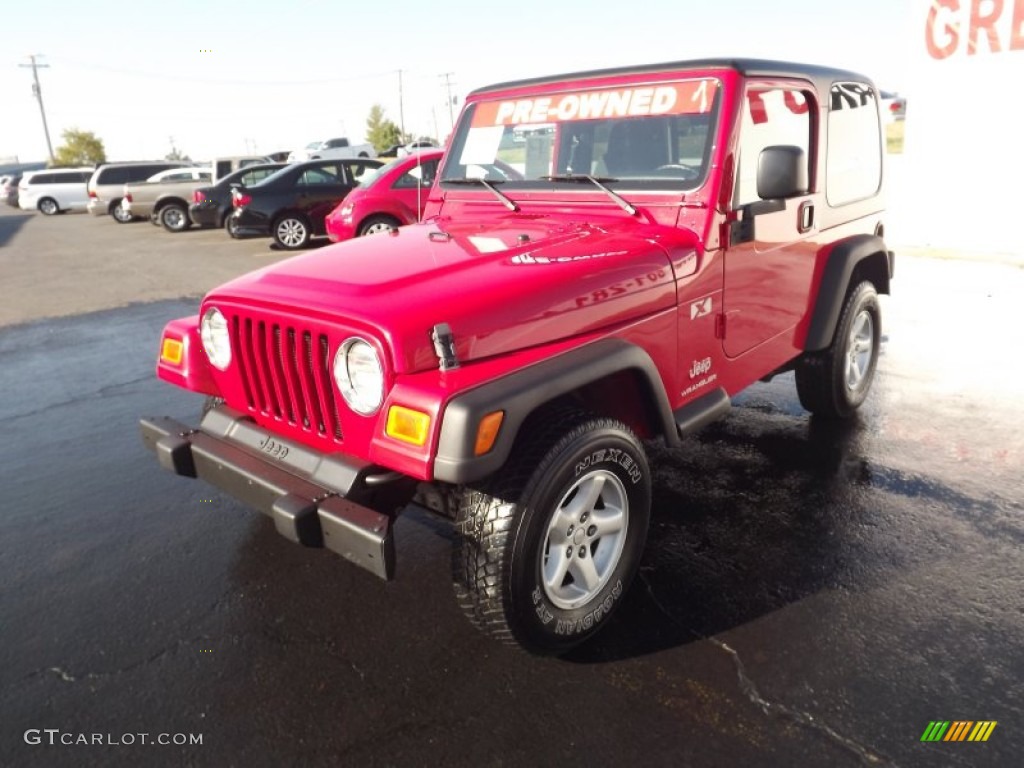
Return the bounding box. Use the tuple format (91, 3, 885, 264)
(440, 77, 722, 193)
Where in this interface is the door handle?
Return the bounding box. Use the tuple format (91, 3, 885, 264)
(798, 201, 814, 233)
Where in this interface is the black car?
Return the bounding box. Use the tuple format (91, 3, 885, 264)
(228, 158, 382, 249)
(189, 163, 286, 231)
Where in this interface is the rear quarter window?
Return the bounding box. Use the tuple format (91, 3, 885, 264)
(826, 83, 882, 206)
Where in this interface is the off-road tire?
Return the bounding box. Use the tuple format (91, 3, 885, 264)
(796, 280, 881, 419)
(453, 406, 651, 654)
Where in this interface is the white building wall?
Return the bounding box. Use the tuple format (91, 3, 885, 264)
(894, 0, 1024, 259)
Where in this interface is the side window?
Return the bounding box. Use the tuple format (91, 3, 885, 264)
(735, 87, 812, 206)
(344, 161, 375, 184)
(32, 174, 54, 185)
(103, 167, 129, 185)
(241, 168, 274, 185)
(826, 83, 882, 205)
(78, 172, 93, 183)
(392, 159, 438, 189)
(296, 167, 339, 185)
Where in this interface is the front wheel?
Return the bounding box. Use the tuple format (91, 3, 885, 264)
(159, 203, 191, 232)
(796, 280, 881, 418)
(273, 214, 310, 249)
(453, 408, 651, 654)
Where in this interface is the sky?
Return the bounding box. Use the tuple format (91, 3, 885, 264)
(1, 0, 913, 164)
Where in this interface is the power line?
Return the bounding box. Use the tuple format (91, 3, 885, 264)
(439, 72, 457, 132)
(19, 54, 54, 162)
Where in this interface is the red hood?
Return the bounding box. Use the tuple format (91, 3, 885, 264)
(207, 214, 695, 373)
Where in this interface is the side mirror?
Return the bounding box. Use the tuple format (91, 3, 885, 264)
(729, 146, 808, 246)
(757, 145, 807, 200)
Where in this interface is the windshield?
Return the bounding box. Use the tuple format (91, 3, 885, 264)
(305, 141, 322, 150)
(441, 79, 719, 189)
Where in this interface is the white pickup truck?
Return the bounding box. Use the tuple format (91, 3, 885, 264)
(287, 138, 376, 162)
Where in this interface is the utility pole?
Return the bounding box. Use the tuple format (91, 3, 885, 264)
(19, 54, 55, 162)
(397, 70, 406, 140)
(440, 72, 456, 132)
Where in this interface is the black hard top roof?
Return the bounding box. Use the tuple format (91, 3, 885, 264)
(470, 58, 874, 98)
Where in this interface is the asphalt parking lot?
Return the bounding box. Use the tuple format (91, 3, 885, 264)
(1, 207, 1022, 767)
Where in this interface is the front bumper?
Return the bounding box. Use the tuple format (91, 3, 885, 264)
(140, 405, 398, 579)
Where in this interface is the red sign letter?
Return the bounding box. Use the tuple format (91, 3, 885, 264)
(1011, 0, 1024, 49)
(926, 0, 962, 59)
(969, 0, 1004, 54)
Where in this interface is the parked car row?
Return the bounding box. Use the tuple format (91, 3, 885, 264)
(6, 148, 447, 249)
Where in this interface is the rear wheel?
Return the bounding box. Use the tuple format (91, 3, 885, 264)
(38, 197, 59, 215)
(796, 280, 881, 419)
(224, 213, 240, 238)
(159, 203, 191, 232)
(273, 214, 311, 249)
(358, 215, 400, 236)
(453, 407, 651, 654)
(112, 199, 133, 223)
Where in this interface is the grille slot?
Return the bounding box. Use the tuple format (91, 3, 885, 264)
(230, 314, 342, 442)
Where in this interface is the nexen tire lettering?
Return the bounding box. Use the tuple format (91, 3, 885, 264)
(574, 449, 643, 484)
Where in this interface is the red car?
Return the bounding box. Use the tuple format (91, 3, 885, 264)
(325, 149, 443, 241)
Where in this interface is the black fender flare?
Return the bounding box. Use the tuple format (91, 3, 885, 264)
(804, 234, 892, 351)
(432, 338, 677, 484)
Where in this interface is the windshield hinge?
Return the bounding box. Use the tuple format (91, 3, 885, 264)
(431, 323, 459, 371)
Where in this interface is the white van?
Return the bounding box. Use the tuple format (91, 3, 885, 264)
(18, 168, 94, 215)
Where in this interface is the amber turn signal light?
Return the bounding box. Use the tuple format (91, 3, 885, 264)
(160, 337, 184, 365)
(474, 411, 504, 456)
(386, 406, 431, 446)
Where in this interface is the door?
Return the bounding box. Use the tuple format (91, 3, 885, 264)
(295, 162, 351, 234)
(722, 84, 819, 358)
(389, 158, 439, 221)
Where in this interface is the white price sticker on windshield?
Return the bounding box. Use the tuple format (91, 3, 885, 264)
(459, 126, 504, 165)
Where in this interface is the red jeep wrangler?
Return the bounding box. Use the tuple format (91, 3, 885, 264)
(142, 59, 893, 654)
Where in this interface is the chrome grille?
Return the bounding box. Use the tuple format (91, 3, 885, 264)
(231, 314, 343, 441)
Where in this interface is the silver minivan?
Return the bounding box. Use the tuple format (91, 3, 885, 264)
(86, 161, 188, 222)
(18, 168, 94, 215)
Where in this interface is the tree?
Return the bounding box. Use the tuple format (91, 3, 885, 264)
(365, 104, 406, 153)
(165, 136, 191, 162)
(52, 128, 106, 167)
(165, 147, 191, 162)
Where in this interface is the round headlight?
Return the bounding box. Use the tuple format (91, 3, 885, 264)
(333, 338, 384, 415)
(200, 307, 231, 370)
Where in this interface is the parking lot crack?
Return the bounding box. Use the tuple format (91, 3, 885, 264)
(6, 374, 154, 423)
(639, 572, 895, 767)
(27, 635, 213, 686)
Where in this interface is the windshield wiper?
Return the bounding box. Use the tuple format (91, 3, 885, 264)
(541, 174, 636, 216)
(444, 177, 518, 212)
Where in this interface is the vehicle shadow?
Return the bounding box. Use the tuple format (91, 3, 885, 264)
(566, 411, 874, 664)
(0, 211, 34, 248)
